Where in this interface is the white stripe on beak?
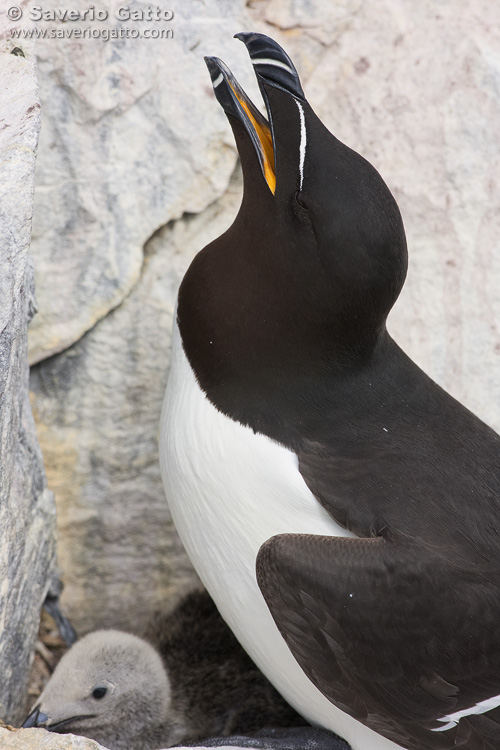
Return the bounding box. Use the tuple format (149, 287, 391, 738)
(251, 58, 295, 75)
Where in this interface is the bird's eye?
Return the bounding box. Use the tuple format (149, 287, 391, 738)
(92, 687, 107, 700)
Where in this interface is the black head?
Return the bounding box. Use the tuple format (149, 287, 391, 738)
(178, 34, 407, 423)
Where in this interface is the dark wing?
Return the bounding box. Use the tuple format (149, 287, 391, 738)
(256, 533, 500, 750)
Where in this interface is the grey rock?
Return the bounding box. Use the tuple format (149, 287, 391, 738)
(0, 728, 109, 750)
(28, 0, 254, 364)
(0, 32, 56, 724)
(30, 170, 242, 635)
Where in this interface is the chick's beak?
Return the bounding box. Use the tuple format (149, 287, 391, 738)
(22, 705, 49, 728)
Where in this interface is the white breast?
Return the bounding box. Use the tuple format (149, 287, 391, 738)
(159, 315, 405, 750)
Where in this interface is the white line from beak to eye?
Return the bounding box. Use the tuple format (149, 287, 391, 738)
(213, 72, 224, 88)
(295, 99, 306, 191)
(251, 58, 295, 75)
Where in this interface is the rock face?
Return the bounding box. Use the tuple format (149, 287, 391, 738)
(26, 0, 500, 637)
(0, 35, 56, 723)
(29, 170, 243, 634)
(0, 728, 108, 750)
(28, 0, 255, 365)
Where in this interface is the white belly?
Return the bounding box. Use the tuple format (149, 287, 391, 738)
(159, 316, 405, 750)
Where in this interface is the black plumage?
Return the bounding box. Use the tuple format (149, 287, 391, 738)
(146, 589, 306, 740)
(175, 32, 500, 750)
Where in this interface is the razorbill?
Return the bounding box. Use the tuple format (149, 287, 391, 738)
(23, 590, 341, 749)
(159, 32, 500, 750)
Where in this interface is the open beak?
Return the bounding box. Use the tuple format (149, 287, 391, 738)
(205, 32, 305, 196)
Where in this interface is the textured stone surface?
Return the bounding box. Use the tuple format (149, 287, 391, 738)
(30, 169, 243, 635)
(28, 0, 257, 364)
(0, 35, 56, 723)
(0, 728, 108, 750)
(27, 0, 500, 639)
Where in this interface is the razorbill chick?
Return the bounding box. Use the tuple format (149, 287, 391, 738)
(159, 31, 500, 750)
(22, 590, 329, 750)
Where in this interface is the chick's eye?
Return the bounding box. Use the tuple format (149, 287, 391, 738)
(92, 687, 107, 699)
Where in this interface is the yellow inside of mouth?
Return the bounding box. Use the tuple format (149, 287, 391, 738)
(230, 85, 276, 194)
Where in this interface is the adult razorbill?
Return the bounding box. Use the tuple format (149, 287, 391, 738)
(160, 32, 500, 750)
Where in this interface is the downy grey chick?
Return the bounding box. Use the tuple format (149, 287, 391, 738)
(23, 589, 304, 750)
